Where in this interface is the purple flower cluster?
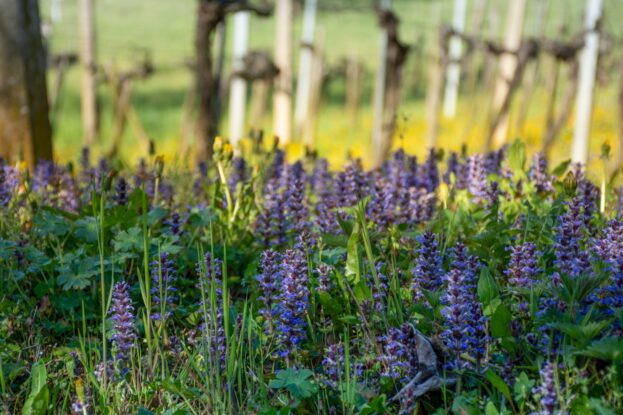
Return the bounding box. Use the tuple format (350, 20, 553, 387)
(441, 243, 487, 368)
(321, 342, 363, 387)
(529, 152, 553, 193)
(283, 161, 310, 235)
(316, 263, 332, 292)
(0, 159, 11, 207)
(256, 250, 282, 334)
(109, 281, 137, 363)
(164, 211, 185, 237)
(467, 154, 488, 203)
(114, 176, 129, 206)
(255, 177, 287, 246)
(505, 242, 540, 288)
(275, 248, 309, 358)
(150, 253, 177, 321)
(554, 197, 591, 278)
(378, 324, 420, 381)
(410, 231, 443, 301)
(592, 219, 623, 265)
(532, 361, 560, 415)
(196, 252, 226, 363)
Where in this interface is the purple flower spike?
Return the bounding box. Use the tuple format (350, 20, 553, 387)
(529, 152, 553, 193)
(257, 250, 282, 334)
(532, 361, 560, 415)
(411, 231, 443, 301)
(275, 249, 309, 358)
(109, 281, 136, 363)
(467, 154, 488, 202)
(554, 197, 591, 278)
(505, 242, 540, 288)
(150, 253, 177, 321)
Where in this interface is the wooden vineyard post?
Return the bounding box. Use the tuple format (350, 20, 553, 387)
(273, 0, 293, 145)
(489, 0, 527, 149)
(571, 0, 602, 165)
(302, 31, 324, 148)
(228, 11, 250, 150)
(371, 0, 390, 167)
(294, 0, 318, 137)
(79, 0, 99, 145)
(345, 57, 362, 125)
(442, 0, 467, 119)
(425, 2, 445, 149)
(0, 0, 53, 167)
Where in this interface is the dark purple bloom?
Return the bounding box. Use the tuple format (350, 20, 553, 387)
(322, 342, 363, 387)
(411, 231, 443, 301)
(336, 159, 367, 208)
(275, 249, 309, 358)
(0, 159, 11, 207)
(407, 187, 436, 224)
(114, 177, 129, 206)
(283, 161, 310, 235)
(109, 281, 136, 363)
(532, 361, 560, 415)
(441, 243, 486, 368)
(255, 177, 287, 246)
(592, 219, 623, 265)
(228, 156, 247, 197)
(378, 324, 419, 381)
(418, 148, 439, 192)
(485, 148, 505, 175)
(164, 211, 185, 237)
(505, 242, 540, 288)
(256, 250, 282, 334)
(554, 197, 591, 278)
(317, 263, 332, 292)
(467, 154, 488, 202)
(150, 253, 177, 321)
(196, 252, 226, 363)
(529, 152, 553, 193)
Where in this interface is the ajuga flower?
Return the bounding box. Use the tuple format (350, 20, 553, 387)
(418, 148, 439, 192)
(114, 176, 129, 206)
(322, 342, 363, 387)
(317, 263, 332, 292)
(164, 212, 185, 237)
(312, 159, 338, 233)
(411, 231, 443, 301)
(378, 324, 419, 381)
(505, 242, 540, 288)
(532, 361, 561, 415)
(255, 177, 287, 246)
(275, 249, 309, 358)
(485, 148, 505, 175)
(441, 243, 486, 368)
(0, 159, 11, 207)
(336, 159, 366, 208)
(593, 219, 623, 265)
(228, 156, 247, 197)
(196, 252, 226, 363)
(529, 152, 553, 193)
(407, 187, 436, 224)
(554, 197, 591, 278)
(467, 154, 487, 202)
(150, 253, 177, 321)
(283, 161, 310, 235)
(256, 250, 282, 334)
(109, 281, 136, 363)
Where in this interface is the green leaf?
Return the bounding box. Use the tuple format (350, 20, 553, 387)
(73, 217, 99, 243)
(507, 140, 526, 179)
(477, 268, 499, 306)
(551, 159, 571, 177)
(269, 368, 318, 401)
(577, 338, 623, 362)
(345, 223, 361, 284)
(485, 370, 512, 404)
(22, 361, 49, 415)
(490, 303, 512, 338)
(513, 372, 534, 403)
(113, 227, 144, 253)
(485, 402, 500, 415)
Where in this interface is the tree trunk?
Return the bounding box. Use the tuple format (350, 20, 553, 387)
(0, 0, 53, 167)
(228, 11, 250, 149)
(302, 31, 324, 148)
(79, 0, 99, 145)
(273, 0, 293, 145)
(571, 0, 602, 165)
(345, 57, 362, 125)
(194, 0, 218, 163)
(442, 0, 467, 119)
(489, 0, 527, 148)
